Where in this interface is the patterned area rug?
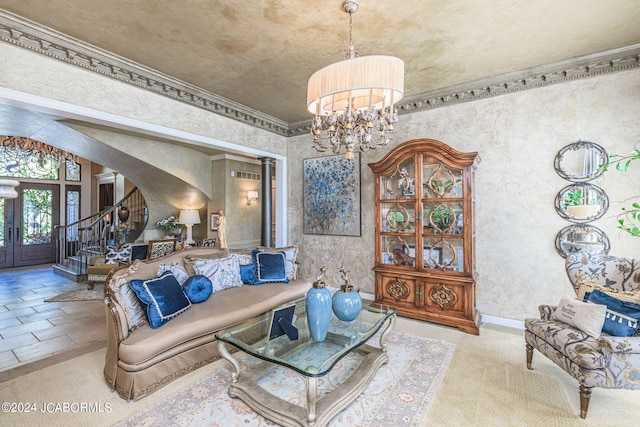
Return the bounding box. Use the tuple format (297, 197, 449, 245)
(44, 284, 104, 302)
(117, 331, 455, 427)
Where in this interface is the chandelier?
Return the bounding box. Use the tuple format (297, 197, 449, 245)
(307, 0, 404, 160)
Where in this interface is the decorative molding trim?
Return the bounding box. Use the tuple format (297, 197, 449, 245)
(398, 44, 640, 115)
(0, 10, 290, 136)
(1, 10, 638, 138)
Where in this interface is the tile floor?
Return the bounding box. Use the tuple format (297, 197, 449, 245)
(0, 265, 105, 381)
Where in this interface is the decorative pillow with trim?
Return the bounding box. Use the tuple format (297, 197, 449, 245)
(252, 249, 289, 283)
(194, 254, 242, 292)
(255, 246, 298, 280)
(577, 280, 640, 305)
(182, 275, 213, 303)
(105, 246, 132, 264)
(157, 262, 189, 285)
(587, 290, 640, 336)
(553, 295, 607, 337)
(240, 263, 261, 285)
(129, 273, 192, 329)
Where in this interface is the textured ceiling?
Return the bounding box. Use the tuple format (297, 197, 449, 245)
(1, 0, 640, 124)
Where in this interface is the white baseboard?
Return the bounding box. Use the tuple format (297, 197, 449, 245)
(360, 291, 524, 330)
(480, 314, 525, 330)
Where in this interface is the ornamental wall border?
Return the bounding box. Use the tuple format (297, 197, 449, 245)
(1, 10, 639, 138)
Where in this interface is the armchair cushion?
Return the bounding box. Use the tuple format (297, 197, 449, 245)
(587, 290, 640, 337)
(525, 318, 608, 370)
(553, 295, 606, 338)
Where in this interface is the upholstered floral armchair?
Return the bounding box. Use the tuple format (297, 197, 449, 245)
(86, 246, 132, 290)
(524, 252, 640, 418)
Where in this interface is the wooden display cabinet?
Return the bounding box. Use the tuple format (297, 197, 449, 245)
(368, 138, 480, 334)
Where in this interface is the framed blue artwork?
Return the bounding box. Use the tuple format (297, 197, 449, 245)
(303, 153, 361, 236)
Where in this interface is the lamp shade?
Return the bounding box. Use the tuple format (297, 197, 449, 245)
(178, 209, 201, 225)
(307, 55, 404, 115)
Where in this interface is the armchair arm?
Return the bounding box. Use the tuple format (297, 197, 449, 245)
(597, 335, 640, 354)
(538, 305, 557, 321)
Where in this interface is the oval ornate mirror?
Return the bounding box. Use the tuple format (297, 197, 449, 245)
(555, 224, 610, 258)
(554, 140, 608, 182)
(554, 183, 609, 223)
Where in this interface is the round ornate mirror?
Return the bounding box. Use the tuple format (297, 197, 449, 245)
(555, 224, 610, 258)
(554, 140, 608, 182)
(554, 183, 609, 223)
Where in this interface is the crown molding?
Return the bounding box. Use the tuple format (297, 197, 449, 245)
(0, 10, 290, 136)
(1, 10, 638, 139)
(397, 44, 640, 114)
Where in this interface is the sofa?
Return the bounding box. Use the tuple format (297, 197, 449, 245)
(103, 245, 312, 401)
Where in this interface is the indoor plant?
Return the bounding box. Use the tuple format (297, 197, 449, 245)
(156, 215, 183, 236)
(603, 149, 640, 237)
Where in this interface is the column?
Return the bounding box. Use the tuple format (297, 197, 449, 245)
(260, 157, 274, 247)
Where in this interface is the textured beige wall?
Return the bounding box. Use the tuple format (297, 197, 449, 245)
(287, 69, 640, 321)
(208, 158, 262, 248)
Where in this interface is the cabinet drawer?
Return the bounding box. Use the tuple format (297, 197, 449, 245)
(376, 274, 417, 306)
(420, 280, 469, 315)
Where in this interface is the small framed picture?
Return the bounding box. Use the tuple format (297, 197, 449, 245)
(211, 213, 219, 231)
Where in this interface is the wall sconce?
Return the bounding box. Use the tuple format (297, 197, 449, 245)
(0, 179, 19, 199)
(247, 190, 259, 205)
(178, 209, 201, 244)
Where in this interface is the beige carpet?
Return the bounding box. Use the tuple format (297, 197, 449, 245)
(1, 318, 639, 427)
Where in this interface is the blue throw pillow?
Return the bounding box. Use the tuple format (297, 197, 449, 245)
(130, 273, 192, 329)
(240, 263, 262, 285)
(587, 290, 640, 336)
(254, 250, 289, 283)
(182, 275, 213, 303)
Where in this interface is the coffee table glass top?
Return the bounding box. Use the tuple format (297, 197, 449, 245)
(215, 298, 396, 377)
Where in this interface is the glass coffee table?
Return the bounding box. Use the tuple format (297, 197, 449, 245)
(215, 297, 396, 427)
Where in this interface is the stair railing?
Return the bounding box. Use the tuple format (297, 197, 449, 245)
(54, 186, 147, 276)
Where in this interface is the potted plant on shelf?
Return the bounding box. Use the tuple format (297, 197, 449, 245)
(156, 215, 183, 237)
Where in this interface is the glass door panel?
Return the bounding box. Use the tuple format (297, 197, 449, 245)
(422, 157, 463, 199)
(423, 201, 463, 235)
(423, 237, 464, 272)
(381, 235, 416, 267)
(381, 157, 415, 200)
(381, 202, 416, 233)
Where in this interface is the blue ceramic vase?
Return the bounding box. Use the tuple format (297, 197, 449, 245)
(332, 285, 362, 321)
(306, 279, 332, 342)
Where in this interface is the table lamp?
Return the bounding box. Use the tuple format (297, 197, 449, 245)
(178, 209, 201, 245)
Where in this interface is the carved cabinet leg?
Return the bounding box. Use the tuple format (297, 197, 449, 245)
(579, 385, 592, 419)
(525, 344, 533, 370)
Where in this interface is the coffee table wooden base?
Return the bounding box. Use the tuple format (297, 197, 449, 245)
(227, 344, 388, 427)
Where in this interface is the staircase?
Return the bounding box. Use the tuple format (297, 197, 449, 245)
(53, 186, 147, 281)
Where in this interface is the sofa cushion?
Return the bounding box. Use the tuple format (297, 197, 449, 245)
(255, 246, 298, 280)
(587, 290, 640, 336)
(118, 279, 313, 365)
(157, 262, 189, 285)
(130, 274, 192, 329)
(240, 263, 261, 285)
(183, 249, 230, 275)
(183, 275, 213, 303)
(254, 250, 289, 283)
(553, 296, 606, 337)
(194, 254, 243, 292)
